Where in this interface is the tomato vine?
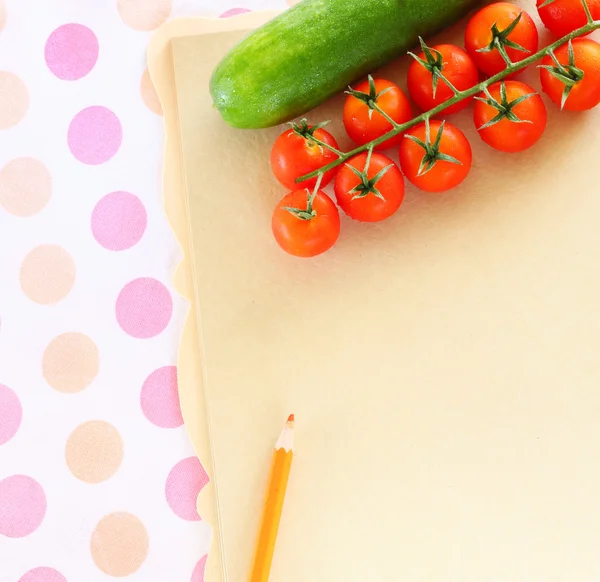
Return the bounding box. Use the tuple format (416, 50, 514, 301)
(296, 0, 600, 184)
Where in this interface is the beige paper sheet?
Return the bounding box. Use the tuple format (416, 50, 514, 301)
(147, 13, 279, 582)
(152, 6, 600, 582)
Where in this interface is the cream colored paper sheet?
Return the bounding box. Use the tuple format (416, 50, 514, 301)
(153, 6, 600, 581)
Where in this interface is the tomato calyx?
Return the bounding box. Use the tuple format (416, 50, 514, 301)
(477, 12, 531, 66)
(345, 75, 394, 121)
(539, 40, 585, 108)
(282, 206, 316, 221)
(475, 81, 537, 129)
(344, 148, 393, 200)
(408, 37, 459, 99)
(404, 119, 463, 177)
(290, 118, 330, 140)
(282, 194, 317, 220)
(282, 176, 324, 220)
(290, 119, 342, 156)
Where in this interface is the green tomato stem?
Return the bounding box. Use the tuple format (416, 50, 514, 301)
(438, 71, 461, 96)
(306, 172, 324, 215)
(306, 134, 344, 157)
(296, 17, 600, 184)
(495, 39, 515, 67)
(581, 0, 595, 24)
(368, 100, 402, 129)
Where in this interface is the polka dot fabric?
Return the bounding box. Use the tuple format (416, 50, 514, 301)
(0, 0, 288, 578)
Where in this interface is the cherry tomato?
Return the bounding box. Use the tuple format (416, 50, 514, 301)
(537, 0, 600, 38)
(272, 189, 340, 258)
(540, 38, 600, 111)
(399, 120, 472, 193)
(334, 151, 405, 222)
(343, 77, 412, 151)
(474, 80, 547, 153)
(465, 2, 539, 77)
(270, 121, 340, 191)
(407, 43, 480, 115)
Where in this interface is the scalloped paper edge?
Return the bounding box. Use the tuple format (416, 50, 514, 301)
(147, 11, 279, 582)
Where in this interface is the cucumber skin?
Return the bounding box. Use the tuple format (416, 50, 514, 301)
(210, 0, 482, 129)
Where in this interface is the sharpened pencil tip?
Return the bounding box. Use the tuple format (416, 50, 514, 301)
(287, 414, 294, 423)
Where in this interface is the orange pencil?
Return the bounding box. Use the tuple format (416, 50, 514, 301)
(250, 414, 295, 582)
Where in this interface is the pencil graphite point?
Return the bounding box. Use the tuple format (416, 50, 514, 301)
(287, 414, 294, 423)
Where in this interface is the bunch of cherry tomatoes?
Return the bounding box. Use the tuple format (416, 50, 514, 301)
(270, 0, 600, 258)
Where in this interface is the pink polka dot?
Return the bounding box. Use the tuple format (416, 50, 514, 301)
(0, 475, 46, 538)
(191, 556, 207, 582)
(116, 278, 173, 339)
(165, 457, 209, 521)
(68, 106, 122, 165)
(45, 24, 98, 80)
(92, 191, 147, 251)
(19, 567, 67, 582)
(0, 384, 21, 445)
(219, 8, 251, 17)
(140, 366, 183, 428)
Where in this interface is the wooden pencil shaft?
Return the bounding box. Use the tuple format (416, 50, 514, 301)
(250, 448, 293, 582)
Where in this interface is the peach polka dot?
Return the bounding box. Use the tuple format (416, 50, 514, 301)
(68, 106, 122, 165)
(19, 245, 74, 304)
(191, 556, 207, 582)
(19, 567, 67, 582)
(45, 24, 99, 81)
(0, 158, 52, 217)
(65, 421, 123, 483)
(117, 0, 172, 31)
(42, 332, 99, 393)
(219, 8, 251, 17)
(116, 278, 173, 339)
(0, 71, 29, 129)
(90, 512, 149, 576)
(0, 475, 46, 538)
(140, 366, 183, 428)
(165, 457, 208, 521)
(0, 384, 22, 445)
(20, 245, 75, 305)
(140, 69, 162, 115)
(0, 1, 6, 33)
(91, 191, 146, 251)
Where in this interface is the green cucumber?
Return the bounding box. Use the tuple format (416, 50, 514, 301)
(210, 0, 482, 129)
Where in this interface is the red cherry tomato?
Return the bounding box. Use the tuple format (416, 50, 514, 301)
(465, 2, 539, 77)
(272, 189, 340, 258)
(537, 0, 600, 38)
(270, 121, 340, 191)
(399, 120, 472, 193)
(474, 80, 547, 152)
(407, 43, 480, 115)
(540, 38, 600, 110)
(334, 151, 405, 222)
(343, 77, 412, 151)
